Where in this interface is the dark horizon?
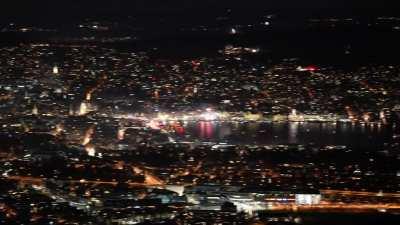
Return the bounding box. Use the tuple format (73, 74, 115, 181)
(1, 0, 399, 21)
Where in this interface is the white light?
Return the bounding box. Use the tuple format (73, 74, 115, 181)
(363, 113, 370, 122)
(53, 66, 59, 74)
(295, 194, 321, 205)
(79, 102, 88, 115)
(157, 113, 169, 121)
(296, 66, 307, 72)
(147, 120, 161, 130)
(85, 146, 96, 157)
(201, 112, 218, 121)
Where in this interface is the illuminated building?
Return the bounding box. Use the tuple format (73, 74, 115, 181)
(85, 144, 96, 157)
(53, 65, 59, 75)
(79, 102, 88, 115)
(296, 65, 318, 72)
(288, 109, 305, 122)
(200, 108, 219, 121)
(295, 193, 321, 205)
(78, 101, 97, 116)
(32, 104, 38, 115)
(117, 128, 126, 140)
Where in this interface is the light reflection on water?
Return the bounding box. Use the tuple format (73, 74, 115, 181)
(179, 122, 397, 149)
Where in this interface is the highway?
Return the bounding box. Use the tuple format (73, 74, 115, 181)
(321, 189, 400, 198)
(269, 203, 400, 213)
(4, 174, 163, 187)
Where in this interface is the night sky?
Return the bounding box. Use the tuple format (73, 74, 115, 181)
(0, 0, 398, 20)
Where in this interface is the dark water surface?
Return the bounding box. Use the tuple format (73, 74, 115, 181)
(180, 122, 398, 149)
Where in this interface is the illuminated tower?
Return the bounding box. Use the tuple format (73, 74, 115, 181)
(118, 128, 126, 141)
(32, 104, 38, 115)
(291, 109, 297, 116)
(379, 110, 387, 124)
(79, 102, 88, 115)
(53, 66, 59, 75)
(69, 104, 75, 116)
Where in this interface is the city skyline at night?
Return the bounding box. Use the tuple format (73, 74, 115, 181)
(0, 1, 399, 225)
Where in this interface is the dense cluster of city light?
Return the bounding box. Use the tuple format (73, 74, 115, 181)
(1, 15, 400, 224)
